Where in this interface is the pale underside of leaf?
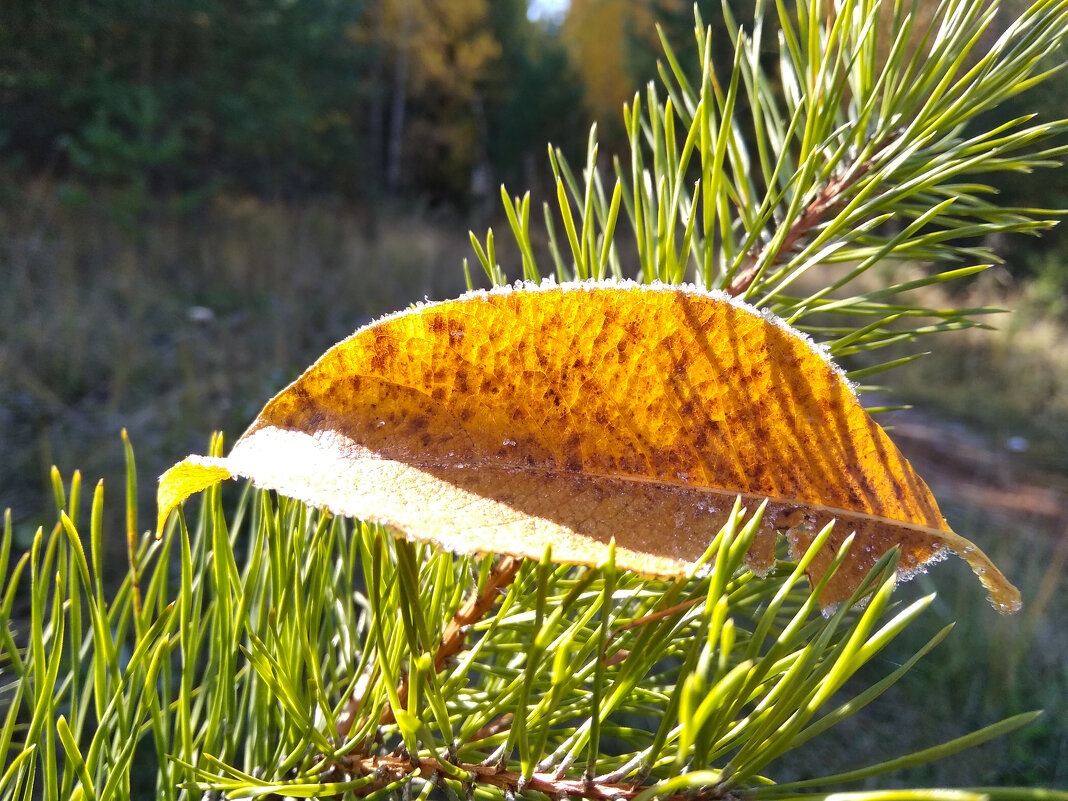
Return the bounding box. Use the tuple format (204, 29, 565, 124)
(157, 281, 1021, 613)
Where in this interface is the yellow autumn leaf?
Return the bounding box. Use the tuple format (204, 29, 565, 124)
(158, 281, 1020, 613)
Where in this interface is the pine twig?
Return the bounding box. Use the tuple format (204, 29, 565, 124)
(429, 555, 525, 677)
(337, 556, 525, 738)
(726, 154, 876, 297)
(329, 752, 730, 801)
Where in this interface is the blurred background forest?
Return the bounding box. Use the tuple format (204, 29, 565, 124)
(0, 0, 1066, 786)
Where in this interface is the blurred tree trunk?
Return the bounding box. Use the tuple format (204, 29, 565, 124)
(386, 0, 412, 194)
(366, 0, 387, 237)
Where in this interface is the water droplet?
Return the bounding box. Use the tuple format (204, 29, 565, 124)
(1006, 435, 1029, 452)
(187, 305, 215, 324)
(995, 597, 1022, 614)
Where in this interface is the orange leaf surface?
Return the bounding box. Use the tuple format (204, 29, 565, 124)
(157, 281, 1020, 612)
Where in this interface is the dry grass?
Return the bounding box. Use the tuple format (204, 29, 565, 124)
(869, 263, 1068, 475)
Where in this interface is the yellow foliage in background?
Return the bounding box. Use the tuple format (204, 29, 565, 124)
(562, 0, 691, 127)
(382, 0, 501, 101)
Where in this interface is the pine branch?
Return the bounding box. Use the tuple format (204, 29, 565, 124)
(726, 148, 881, 296)
(338, 556, 525, 737)
(323, 752, 728, 801)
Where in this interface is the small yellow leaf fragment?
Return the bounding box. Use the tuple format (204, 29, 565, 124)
(156, 456, 233, 535)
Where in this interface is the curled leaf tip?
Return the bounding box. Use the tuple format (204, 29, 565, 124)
(156, 456, 233, 536)
(156, 281, 1020, 611)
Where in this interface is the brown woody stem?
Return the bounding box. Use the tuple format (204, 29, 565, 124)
(725, 157, 873, 298)
(329, 752, 726, 801)
(608, 596, 701, 647)
(429, 555, 525, 677)
(338, 555, 525, 737)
